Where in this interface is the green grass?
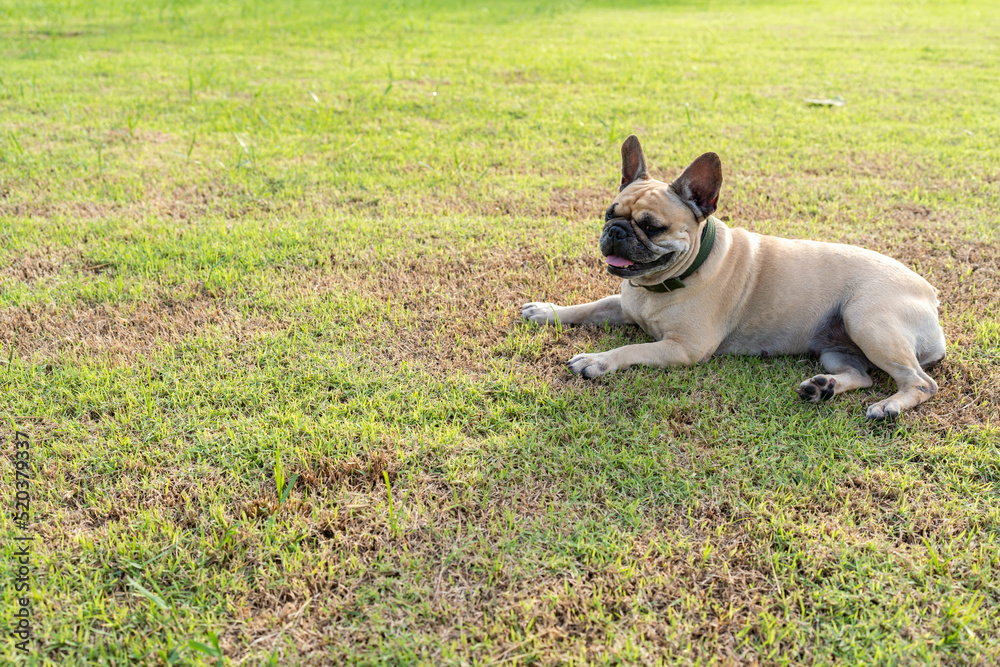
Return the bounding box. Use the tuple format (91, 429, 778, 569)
(2, 0, 999, 664)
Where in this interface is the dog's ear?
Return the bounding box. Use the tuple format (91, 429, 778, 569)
(671, 152, 723, 219)
(620, 135, 649, 191)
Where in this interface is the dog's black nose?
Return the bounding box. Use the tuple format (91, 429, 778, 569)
(605, 224, 628, 243)
(600, 220, 633, 258)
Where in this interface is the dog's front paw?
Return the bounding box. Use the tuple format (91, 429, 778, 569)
(866, 399, 901, 421)
(567, 352, 617, 379)
(522, 302, 559, 325)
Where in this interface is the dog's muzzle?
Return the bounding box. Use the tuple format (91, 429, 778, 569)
(599, 218, 679, 277)
(599, 219, 649, 260)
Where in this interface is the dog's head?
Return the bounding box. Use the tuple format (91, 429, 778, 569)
(600, 135, 723, 281)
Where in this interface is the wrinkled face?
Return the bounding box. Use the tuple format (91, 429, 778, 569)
(601, 136, 723, 280)
(600, 180, 699, 279)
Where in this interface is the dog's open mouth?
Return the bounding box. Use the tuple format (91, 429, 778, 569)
(605, 252, 676, 277)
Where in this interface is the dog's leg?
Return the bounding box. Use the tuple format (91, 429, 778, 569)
(567, 339, 702, 379)
(844, 303, 940, 420)
(797, 351, 873, 403)
(522, 295, 633, 326)
(863, 355, 937, 420)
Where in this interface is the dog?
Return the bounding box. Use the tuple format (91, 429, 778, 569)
(522, 135, 946, 419)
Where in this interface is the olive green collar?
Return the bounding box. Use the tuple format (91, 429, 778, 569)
(631, 217, 717, 293)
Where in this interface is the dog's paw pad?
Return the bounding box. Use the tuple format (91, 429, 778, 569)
(797, 375, 837, 402)
(866, 399, 901, 421)
(521, 302, 558, 325)
(567, 353, 613, 379)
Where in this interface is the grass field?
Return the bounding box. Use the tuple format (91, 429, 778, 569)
(2, 0, 999, 664)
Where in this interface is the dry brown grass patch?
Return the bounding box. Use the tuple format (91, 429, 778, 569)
(1, 245, 87, 283)
(0, 179, 294, 223)
(210, 487, 807, 665)
(297, 449, 397, 492)
(285, 245, 621, 378)
(0, 290, 283, 364)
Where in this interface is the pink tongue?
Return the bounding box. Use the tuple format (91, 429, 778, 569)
(606, 255, 634, 268)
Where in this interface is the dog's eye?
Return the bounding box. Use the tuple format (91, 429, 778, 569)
(636, 216, 661, 234)
(643, 221, 671, 237)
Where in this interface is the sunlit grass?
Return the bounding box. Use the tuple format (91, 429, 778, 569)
(1, 0, 999, 665)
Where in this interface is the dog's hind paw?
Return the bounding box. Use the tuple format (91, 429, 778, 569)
(866, 399, 901, 420)
(797, 375, 837, 402)
(567, 352, 616, 379)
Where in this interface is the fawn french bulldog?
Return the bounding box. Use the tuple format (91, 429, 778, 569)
(522, 135, 945, 419)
